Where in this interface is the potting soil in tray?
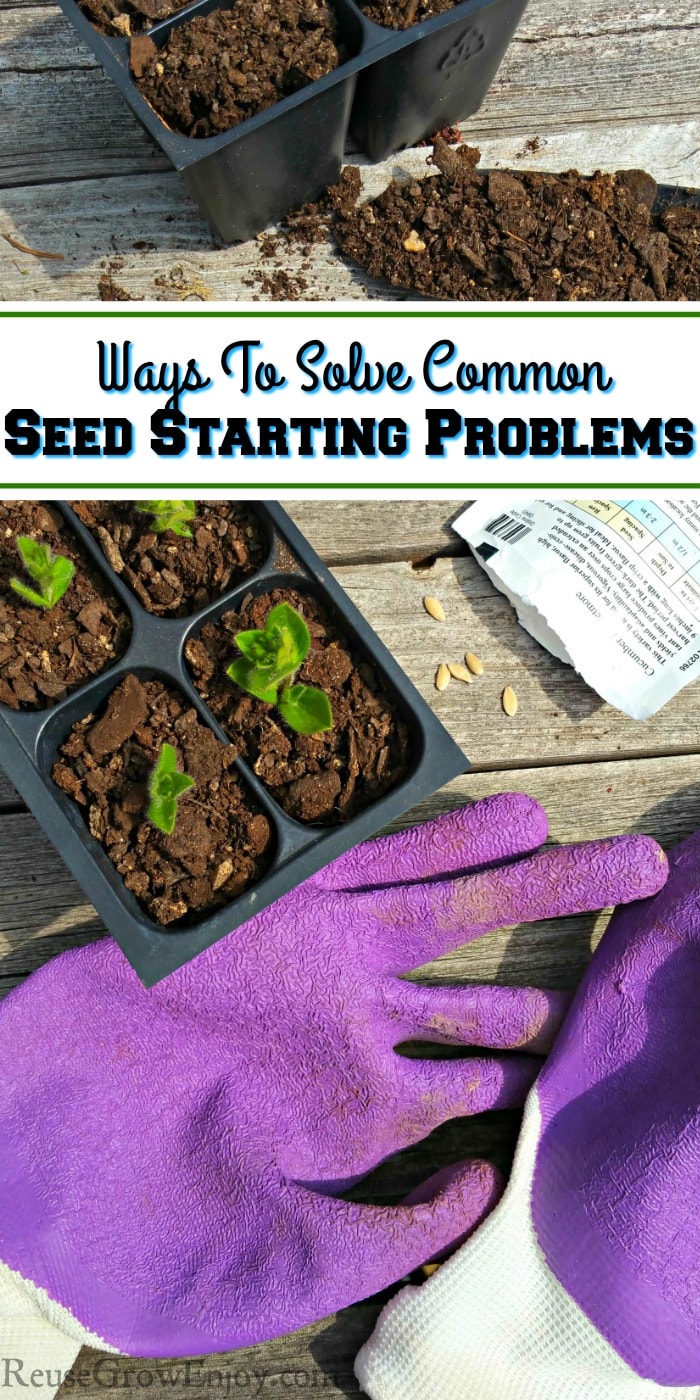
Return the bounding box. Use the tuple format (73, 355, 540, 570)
(130, 0, 345, 140)
(71, 501, 268, 617)
(357, 0, 456, 30)
(186, 588, 411, 824)
(330, 139, 700, 301)
(52, 674, 273, 926)
(0, 503, 130, 712)
(78, 0, 189, 37)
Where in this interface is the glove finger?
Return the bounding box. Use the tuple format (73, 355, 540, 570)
(384, 980, 571, 1053)
(360, 834, 668, 971)
(292, 1162, 501, 1307)
(390, 1055, 540, 1146)
(311, 793, 548, 891)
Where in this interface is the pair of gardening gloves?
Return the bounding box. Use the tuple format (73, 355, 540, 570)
(0, 792, 696, 1397)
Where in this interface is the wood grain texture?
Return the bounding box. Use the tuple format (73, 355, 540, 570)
(286, 500, 467, 565)
(339, 553, 700, 771)
(0, 0, 697, 299)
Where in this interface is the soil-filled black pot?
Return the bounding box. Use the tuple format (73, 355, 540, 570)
(55, 0, 527, 240)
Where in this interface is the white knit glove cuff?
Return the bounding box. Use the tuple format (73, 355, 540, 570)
(355, 1094, 700, 1400)
(0, 1258, 114, 1399)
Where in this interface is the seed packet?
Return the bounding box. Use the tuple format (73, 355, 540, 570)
(454, 498, 700, 719)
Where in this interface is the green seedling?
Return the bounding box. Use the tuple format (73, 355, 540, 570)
(148, 742, 195, 835)
(10, 536, 76, 610)
(227, 602, 333, 736)
(136, 500, 196, 537)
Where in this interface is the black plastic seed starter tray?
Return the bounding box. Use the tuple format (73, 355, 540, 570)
(0, 503, 469, 987)
(56, 0, 527, 241)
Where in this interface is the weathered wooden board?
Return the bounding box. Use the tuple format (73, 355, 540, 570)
(340, 553, 700, 771)
(1, 0, 698, 300)
(73, 1305, 387, 1400)
(2, 119, 698, 299)
(287, 499, 467, 564)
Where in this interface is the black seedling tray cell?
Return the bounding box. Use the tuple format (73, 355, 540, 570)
(0, 502, 468, 986)
(350, 0, 528, 163)
(55, 0, 526, 241)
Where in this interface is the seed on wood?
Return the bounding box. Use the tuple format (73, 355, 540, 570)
(502, 685, 518, 716)
(423, 596, 446, 622)
(448, 662, 473, 683)
(435, 664, 451, 691)
(465, 652, 484, 675)
(404, 230, 426, 253)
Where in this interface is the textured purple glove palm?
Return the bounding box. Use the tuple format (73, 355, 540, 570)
(533, 824, 700, 1385)
(0, 794, 666, 1358)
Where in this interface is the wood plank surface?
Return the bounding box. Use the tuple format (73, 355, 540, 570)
(287, 499, 467, 565)
(1, 0, 698, 300)
(341, 553, 700, 770)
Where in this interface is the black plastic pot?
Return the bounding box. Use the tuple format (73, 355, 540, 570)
(350, 0, 528, 163)
(55, 0, 527, 241)
(0, 503, 468, 986)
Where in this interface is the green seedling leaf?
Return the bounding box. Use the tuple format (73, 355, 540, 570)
(10, 536, 76, 610)
(226, 656, 280, 705)
(227, 601, 333, 735)
(137, 500, 196, 537)
(148, 742, 195, 835)
(264, 603, 311, 672)
(234, 628, 281, 667)
(278, 684, 333, 735)
(234, 602, 310, 680)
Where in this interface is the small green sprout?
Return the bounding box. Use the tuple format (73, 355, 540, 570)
(227, 602, 333, 736)
(136, 500, 196, 537)
(148, 742, 195, 835)
(10, 536, 76, 610)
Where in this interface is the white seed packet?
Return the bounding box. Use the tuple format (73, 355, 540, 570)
(453, 499, 700, 719)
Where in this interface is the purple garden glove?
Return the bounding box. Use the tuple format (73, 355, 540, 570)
(0, 794, 666, 1381)
(356, 827, 700, 1400)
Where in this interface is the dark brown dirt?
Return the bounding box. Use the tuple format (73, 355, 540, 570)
(78, 0, 190, 38)
(185, 588, 411, 824)
(71, 501, 268, 618)
(358, 0, 455, 28)
(330, 140, 700, 301)
(0, 503, 130, 712)
(130, 0, 344, 140)
(52, 674, 273, 926)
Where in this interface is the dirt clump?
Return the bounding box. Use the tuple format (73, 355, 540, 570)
(53, 675, 273, 926)
(0, 502, 130, 712)
(79, 0, 190, 38)
(358, 0, 457, 28)
(71, 501, 268, 618)
(185, 587, 411, 824)
(330, 139, 700, 301)
(131, 0, 344, 139)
